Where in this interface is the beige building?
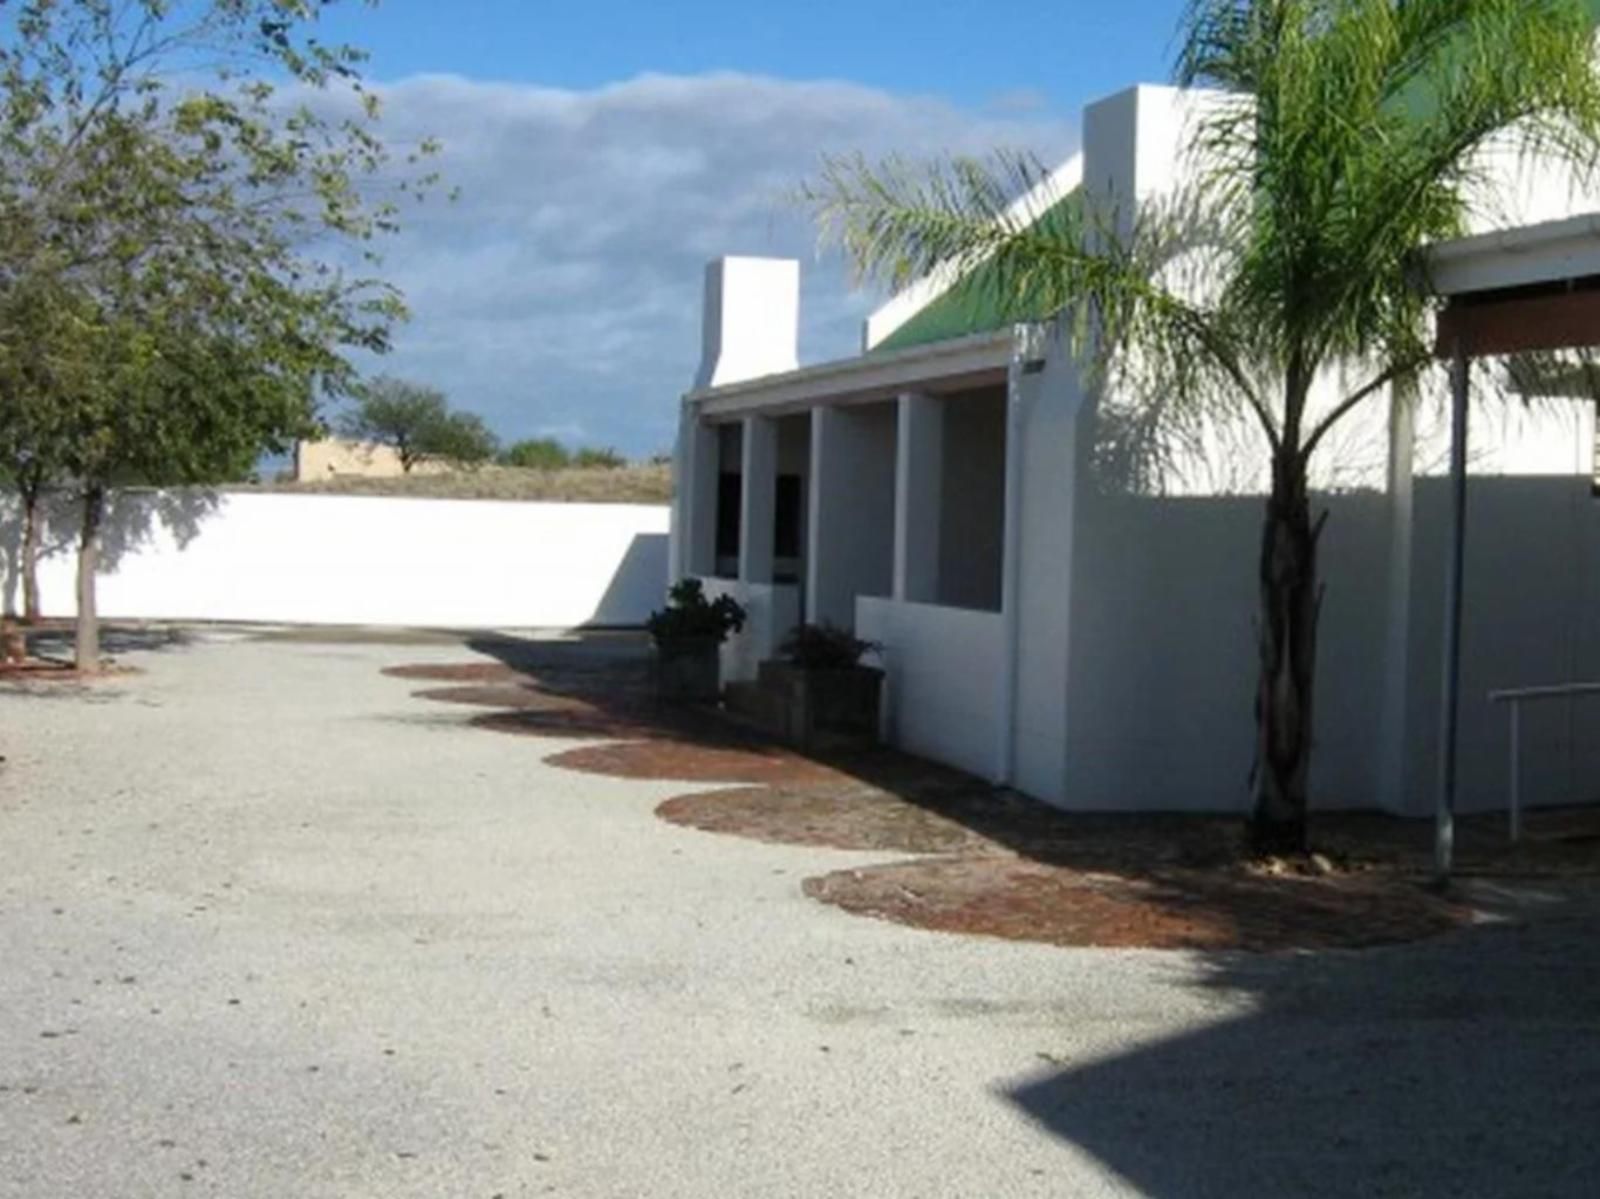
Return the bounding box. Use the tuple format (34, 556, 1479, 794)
(293, 438, 451, 481)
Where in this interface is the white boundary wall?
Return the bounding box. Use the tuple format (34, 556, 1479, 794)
(2, 490, 669, 629)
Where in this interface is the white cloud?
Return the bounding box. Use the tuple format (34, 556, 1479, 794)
(354, 72, 1077, 456)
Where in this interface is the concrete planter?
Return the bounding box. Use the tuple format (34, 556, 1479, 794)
(653, 636, 723, 703)
(757, 660, 883, 752)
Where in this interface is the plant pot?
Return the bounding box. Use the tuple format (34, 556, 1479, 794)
(756, 660, 883, 752)
(653, 635, 723, 703)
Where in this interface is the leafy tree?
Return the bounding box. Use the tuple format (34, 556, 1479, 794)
(573, 446, 626, 470)
(339, 377, 498, 471)
(806, 0, 1600, 852)
(0, 1, 440, 669)
(499, 437, 572, 470)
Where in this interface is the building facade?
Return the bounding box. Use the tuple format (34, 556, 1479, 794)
(672, 84, 1600, 819)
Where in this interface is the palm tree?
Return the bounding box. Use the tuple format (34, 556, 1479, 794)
(807, 0, 1600, 853)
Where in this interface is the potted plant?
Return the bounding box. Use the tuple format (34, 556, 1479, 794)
(645, 578, 746, 702)
(759, 622, 884, 751)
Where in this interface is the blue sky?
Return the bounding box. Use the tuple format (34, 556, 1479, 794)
(310, 0, 1192, 456)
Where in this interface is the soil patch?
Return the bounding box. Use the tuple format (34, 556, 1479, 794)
(803, 857, 1475, 951)
(388, 643, 1597, 952)
(0, 659, 138, 683)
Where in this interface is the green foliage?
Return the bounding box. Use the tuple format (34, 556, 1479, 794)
(646, 579, 747, 646)
(0, 0, 443, 665)
(499, 438, 572, 470)
(778, 623, 880, 671)
(339, 378, 497, 471)
(573, 446, 627, 470)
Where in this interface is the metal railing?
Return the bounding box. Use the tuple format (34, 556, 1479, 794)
(1486, 682, 1600, 841)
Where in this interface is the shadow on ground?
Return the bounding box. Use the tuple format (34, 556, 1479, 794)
(18, 621, 194, 662)
(371, 634, 1600, 950)
(1008, 894, 1600, 1196)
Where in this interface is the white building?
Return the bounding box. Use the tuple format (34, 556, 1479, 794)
(671, 84, 1600, 819)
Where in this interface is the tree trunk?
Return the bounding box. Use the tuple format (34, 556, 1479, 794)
(1250, 453, 1323, 855)
(20, 484, 42, 624)
(75, 486, 105, 674)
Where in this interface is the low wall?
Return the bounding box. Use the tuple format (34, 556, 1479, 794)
(857, 596, 1004, 782)
(699, 577, 802, 683)
(2, 489, 669, 629)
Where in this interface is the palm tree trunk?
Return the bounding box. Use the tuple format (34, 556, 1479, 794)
(75, 485, 105, 674)
(1250, 452, 1322, 855)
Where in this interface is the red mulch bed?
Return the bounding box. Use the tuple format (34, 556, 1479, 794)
(387, 652, 1593, 953)
(803, 857, 1474, 951)
(0, 659, 135, 682)
(382, 663, 527, 684)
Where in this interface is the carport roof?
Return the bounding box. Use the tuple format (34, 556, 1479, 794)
(1428, 213, 1600, 357)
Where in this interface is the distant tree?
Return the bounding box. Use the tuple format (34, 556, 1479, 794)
(339, 378, 498, 472)
(0, 278, 78, 624)
(0, 0, 441, 671)
(573, 447, 627, 470)
(499, 438, 572, 470)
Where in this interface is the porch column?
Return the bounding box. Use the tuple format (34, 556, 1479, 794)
(739, 415, 778, 585)
(682, 414, 719, 577)
(894, 393, 943, 603)
(806, 406, 839, 624)
(808, 403, 897, 627)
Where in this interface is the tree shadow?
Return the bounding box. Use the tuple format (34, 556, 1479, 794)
(2, 487, 220, 651)
(1004, 892, 1600, 1197)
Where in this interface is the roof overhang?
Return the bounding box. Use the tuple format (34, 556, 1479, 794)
(686, 327, 1018, 421)
(1427, 214, 1600, 357)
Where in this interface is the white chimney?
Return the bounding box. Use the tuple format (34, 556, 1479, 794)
(693, 257, 800, 390)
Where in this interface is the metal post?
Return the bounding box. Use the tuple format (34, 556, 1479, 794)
(1435, 345, 1470, 881)
(1508, 700, 1522, 843)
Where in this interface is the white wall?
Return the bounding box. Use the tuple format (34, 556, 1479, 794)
(700, 577, 801, 683)
(808, 403, 896, 627)
(2, 490, 670, 629)
(858, 596, 1005, 782)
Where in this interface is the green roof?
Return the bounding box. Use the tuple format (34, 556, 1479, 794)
(874, 189, 1082, 353)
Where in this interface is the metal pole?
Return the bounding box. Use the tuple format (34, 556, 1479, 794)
(1508, 700, 1522, 843)
(1435, 345, 1470, 881)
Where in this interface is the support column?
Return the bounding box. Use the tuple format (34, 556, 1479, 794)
(808, 404, 896, 627)
(1377, 380, 1416, 814)
(739, 415, 778, 585)
(683, 415, 719, 578)
(805, 407, 836, 624)
(1435, 346, 1471, 880)
(894, 393, 942, 603)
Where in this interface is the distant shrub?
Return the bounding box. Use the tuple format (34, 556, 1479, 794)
(499, 437, 571, 470)
(573, 446, 626, 469)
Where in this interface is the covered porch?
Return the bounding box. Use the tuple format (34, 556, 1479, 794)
(676, 269, 1031, 781)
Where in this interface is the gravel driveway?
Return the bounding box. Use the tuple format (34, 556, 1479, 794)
(1, 631, 1597, 1198)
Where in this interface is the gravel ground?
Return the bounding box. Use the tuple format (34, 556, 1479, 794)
(1, 632, 1598, 1199)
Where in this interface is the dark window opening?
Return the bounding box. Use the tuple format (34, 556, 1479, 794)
(774, 474, 804, 560)
(715, 472, 742, 566)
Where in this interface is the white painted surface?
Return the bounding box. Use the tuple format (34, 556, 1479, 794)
(738, 416, 777, 584)
(693, 257, 800, 391)
(893, 392, 943, 603)
(3, 490, 670, 629)
(701, 577, 801, 683)
(857, 596, 1005, 781)
(806, 404, 896, 627)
